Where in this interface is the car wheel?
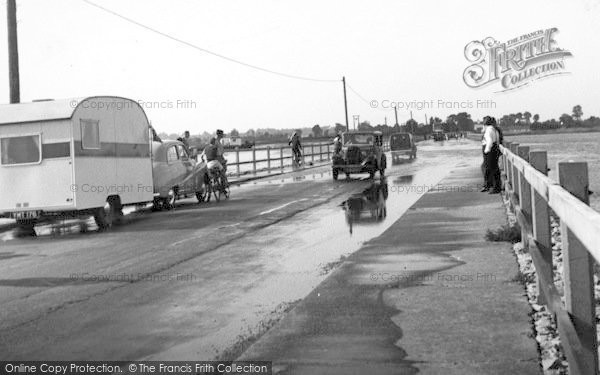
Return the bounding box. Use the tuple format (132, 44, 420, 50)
(164, 188, 176, 210)
(152, 197, 163, 211)
(332, 168, 338, 180)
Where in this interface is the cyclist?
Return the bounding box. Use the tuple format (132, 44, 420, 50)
(201, 138, 221, 169)
(215, 129, 229, 187)
(288, 131, 303, 165)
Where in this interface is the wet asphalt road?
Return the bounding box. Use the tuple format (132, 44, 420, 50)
(0, 139, 481, 360)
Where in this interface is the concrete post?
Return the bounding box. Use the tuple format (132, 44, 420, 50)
(530, 151, 552, 306)
(510, 143, 520, 202)
(517, 146, 532, 246)
(558, 161, 598, 375)
(267, 146, 271, 173)
(235, 147, 240, 177)
(280, 147, 284, 169)
(504, 142, 512, 191)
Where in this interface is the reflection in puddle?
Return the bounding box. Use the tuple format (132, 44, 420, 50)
(391, 155, 416, 165)
(248, 173, 330, 186)
(341, 181, 388, 234)
(393, 175, 414, 184)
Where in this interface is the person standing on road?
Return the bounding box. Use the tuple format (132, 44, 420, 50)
(481, 116, 501, 193)
(333, 132, 342, 154)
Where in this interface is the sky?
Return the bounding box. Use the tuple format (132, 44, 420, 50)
(1, 0, 600, 135)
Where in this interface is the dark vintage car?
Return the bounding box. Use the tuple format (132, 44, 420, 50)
(389, 132, 417, 162)
(341, 181, 388, 234)
(332, 131, 386, 180)
(151, 140, 208, 209)
(432, 131, 447, 141)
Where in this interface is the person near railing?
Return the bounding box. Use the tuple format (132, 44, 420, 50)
(481, 116, 501, 194)
(288, 131, 303, 165)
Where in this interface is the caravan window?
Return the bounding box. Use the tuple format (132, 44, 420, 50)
(81, 119, 100, 149)
(1, 135, 42, 165)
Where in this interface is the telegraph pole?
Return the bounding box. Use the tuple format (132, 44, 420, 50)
(394, 106, 398, 126)
(7, 0, 20, 103)
(342, 77, 349, 132)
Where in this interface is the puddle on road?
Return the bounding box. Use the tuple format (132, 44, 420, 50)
(258, 164, 456, 278)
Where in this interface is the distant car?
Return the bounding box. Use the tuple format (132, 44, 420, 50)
(332, 131, 386, 180)
(432, 131, 446, 141)
(389, 132, 417, 162)
(152, 140, 207, 209)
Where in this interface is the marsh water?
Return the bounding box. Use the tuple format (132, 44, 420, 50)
(506, 132, 600, 212)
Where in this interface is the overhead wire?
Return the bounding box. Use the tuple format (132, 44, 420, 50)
(81, 0, 341, 83)
(346, 84, 394, 112)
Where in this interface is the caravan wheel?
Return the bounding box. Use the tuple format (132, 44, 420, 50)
(15, 219, 37, 237)
(94, 202, 116, 230)
(94, 197, 123, 230)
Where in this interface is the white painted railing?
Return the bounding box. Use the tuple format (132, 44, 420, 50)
(502, 140, 599, 375)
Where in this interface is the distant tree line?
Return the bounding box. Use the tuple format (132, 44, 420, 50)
(156, 105, 597, 148)
(497, 105, 600, 131)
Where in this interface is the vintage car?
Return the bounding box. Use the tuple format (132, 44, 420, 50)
(432, 130, 446, 141)
(389, 132, 417, 162)
(332, 131, 386, 180)
(341, 181, 388, 234)
(152, 140, 207, 210)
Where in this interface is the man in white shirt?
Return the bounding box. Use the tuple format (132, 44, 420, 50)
(481, 116, 501, 193)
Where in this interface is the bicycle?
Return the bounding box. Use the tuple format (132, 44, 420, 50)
(292, 147, 303, 167)
(206, 163, 230, 202)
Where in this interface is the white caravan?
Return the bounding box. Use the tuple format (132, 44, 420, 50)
(0, 96, 154, 229)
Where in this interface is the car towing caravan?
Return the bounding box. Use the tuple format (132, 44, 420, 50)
(0, 96, 155, 230)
